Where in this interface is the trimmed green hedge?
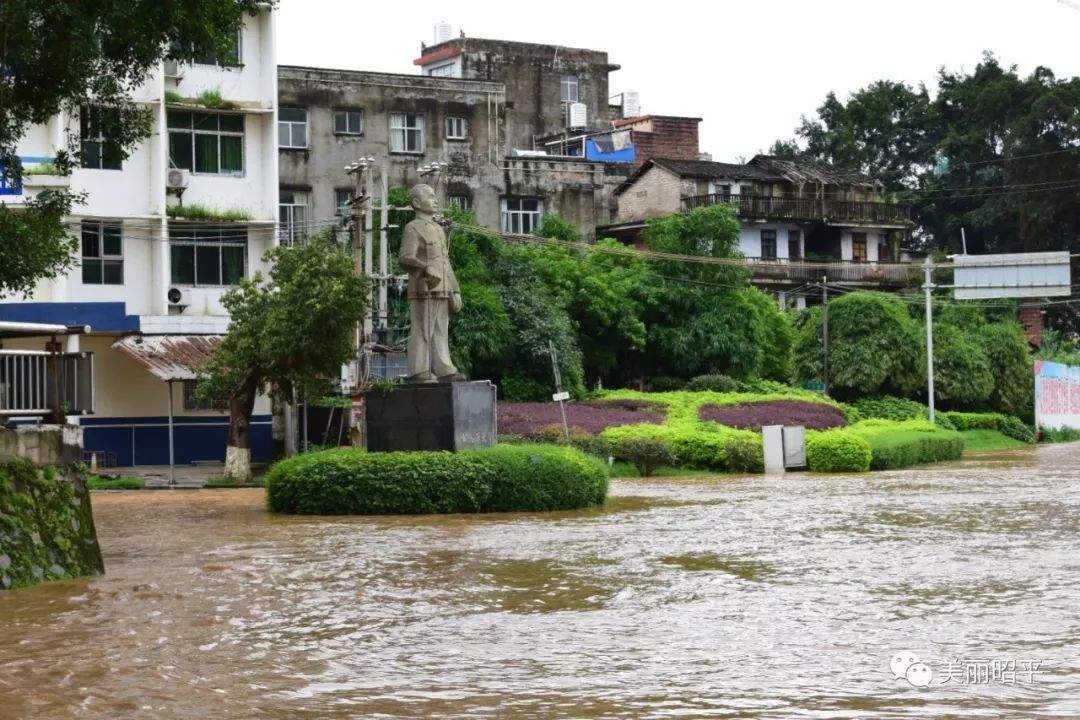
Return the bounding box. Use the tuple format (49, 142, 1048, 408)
(942, 411, 1034, 444)
(806, 430, 873, 472)
(603, 422, 763, 472)
(265, 444, 608, 515)
(807, 419, 963, 472)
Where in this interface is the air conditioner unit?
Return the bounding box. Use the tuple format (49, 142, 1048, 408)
(167, 287, 193, 307)
(167, 168, 190, 189)
(566, 102, 587, 130)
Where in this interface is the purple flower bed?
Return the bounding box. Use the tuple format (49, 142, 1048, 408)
(699, 400, 847, 430)
(498, 400, 665, 437)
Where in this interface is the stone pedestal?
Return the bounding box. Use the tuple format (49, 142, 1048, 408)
(365, 380, 496, 452)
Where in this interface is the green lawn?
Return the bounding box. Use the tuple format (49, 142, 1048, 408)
(961, 429, 1030, 453)
(87, 475, 145, 490)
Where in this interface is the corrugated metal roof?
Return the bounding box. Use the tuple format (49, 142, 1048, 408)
(653, 158, 782, 181)
(111, 334, 222, 381)
(749, 155, 879, 186)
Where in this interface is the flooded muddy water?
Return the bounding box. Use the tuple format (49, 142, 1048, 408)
(1, 444, 1078, 718)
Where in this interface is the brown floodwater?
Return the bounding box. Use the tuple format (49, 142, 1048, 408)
(1, 444, 1079, 719)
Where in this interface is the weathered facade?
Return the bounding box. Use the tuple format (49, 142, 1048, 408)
(610, 156, 918, 304)
(414, 37, 619, 150)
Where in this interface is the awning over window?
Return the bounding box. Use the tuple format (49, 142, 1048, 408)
(111, 334, 222, 381)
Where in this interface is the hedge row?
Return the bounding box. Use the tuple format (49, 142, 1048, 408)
(265, 444, 609, 515)
(807, 419, 964, 472)
(942, 411, 1035, 444)
(601, 422, 764, 472)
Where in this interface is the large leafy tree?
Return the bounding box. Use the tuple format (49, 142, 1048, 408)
(198, 236, 368, 481)
(0, 0, 266, 295)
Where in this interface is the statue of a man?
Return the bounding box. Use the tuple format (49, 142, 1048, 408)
(399, 183, 463, 383)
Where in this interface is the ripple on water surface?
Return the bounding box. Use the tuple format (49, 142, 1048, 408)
(1, 444, 1079, 718)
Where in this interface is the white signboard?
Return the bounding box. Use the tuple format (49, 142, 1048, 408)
(1035, 360, 1080, 431)
(953, 251, 1071, 299)
(552, 391, 570, 402)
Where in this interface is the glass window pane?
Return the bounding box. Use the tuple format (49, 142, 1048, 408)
(193, 112, 218, 130)
(350, 112, 362, 133)
(194, 134, 218, 173)
(196, 246, 221, 285)
(220, 135, 242, 173)
(101, 142, 122, 170)
(292, 124, 306, 147)
(280, 107, 305, 122)
(80, 141, 101, 168)
(82, 259, 102, 284)
(278, 123, 290, 147)
(334, 112, 346, 134)
(219, 113, 243, 133)
(103, 260, 123, 284)
(102, 227, 122, 256)
(221, 245, 245, 284)
(169, 132, 193, 170)
(390, 129, 403, 152)
(167, 111, 192, 129)
(81, 228, 100, 258)
(171, 245, 195, 284)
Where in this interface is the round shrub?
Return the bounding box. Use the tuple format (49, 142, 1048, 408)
(649, 376, 687, 392)
(613, 435, 675, 477)
(997, 415, 1035, 444)
(852, 395, 929, 422)
(806, 430, 872, 472)
(266, 444, 608, 515)
(686, 374, 741, 393)
(723, 436, 764, 473)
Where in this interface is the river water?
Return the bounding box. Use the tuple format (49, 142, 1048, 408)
(1, 444, 1078, 719)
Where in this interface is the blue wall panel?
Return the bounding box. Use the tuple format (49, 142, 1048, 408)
(0, 302, 140, 332)
(82, 415, 273, 467)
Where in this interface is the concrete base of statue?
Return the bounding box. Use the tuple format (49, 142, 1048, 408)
(364, 380, 497, 452)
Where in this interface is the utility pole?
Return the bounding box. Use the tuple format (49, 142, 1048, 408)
(923, 255, 936, 422)
(378, 168, 389, 330)
(821, 275, 829, 395)
(548, 340, 571, 442)
(345, 156, 376, 378)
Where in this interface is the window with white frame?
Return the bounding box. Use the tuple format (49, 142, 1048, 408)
(81, 220, 123, 284)
(427, 62, 457, 77)
(79, 106, 123, 170)
(447, 194, 470, 211)
(335, 189, 353, 217)
(279, 190, 308, 245)
(445, 116, 467, 140)
(560, 75, 579, 103)
(501, 197, 543, 234)
(167, 111, 244, 175)
(169, 224, 247, 286)
(189, 30, 241, 66)
(389, 113, 424, 153)
(278, 107, 308, 149)
(333, 109, 363, 135)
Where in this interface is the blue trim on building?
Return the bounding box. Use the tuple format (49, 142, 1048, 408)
(0, 302, 140, 332)
(81, 415, 274, 466)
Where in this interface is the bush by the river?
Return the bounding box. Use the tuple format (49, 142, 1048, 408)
(808, 419, 963, 472)
(942, 411, 1034, 444)
(265, 444, 609, 515)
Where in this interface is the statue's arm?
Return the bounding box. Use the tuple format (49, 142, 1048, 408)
(399, 224, 424, 272)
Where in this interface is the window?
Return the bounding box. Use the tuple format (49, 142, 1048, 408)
(445, 116, 467, 140)
(168, 111, 244, 175)
(79, 106, 123, 170)
(427, 62, 457, 77)
(760, 229, 777, 260)
(852, 232, 868, 262)
(81, 221, 123, 284)
(190, 30, 241, 66)
(714, 183, 732, 196)
(169, 224, 247, 286)
(447, 194, 470, 211)
(279, 191, 307, 245)
(183, 380, 225, 411)
(879, 239, 893, 262)
(335, 189, 353, 217)
(788, 230, 801, 259)
(278, 107, 308, 149)
(389, 113, 424, 153)
(739, 184, 754, 196)
(501, 197, 543, 234)
(333, 109, 364, 135)
(560, 75, 579, 103)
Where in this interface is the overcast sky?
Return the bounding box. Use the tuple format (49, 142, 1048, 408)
(277, 0, 1080, 161)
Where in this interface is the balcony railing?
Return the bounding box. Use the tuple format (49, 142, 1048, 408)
(683, 193, 912, 225)
(742, 257, 919, 285)
(0, 351, 94, 417)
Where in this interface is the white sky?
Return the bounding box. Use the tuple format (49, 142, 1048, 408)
(277, 0, 1080, 162)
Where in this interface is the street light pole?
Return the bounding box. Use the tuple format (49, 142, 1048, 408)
(923, 255, 936, 422)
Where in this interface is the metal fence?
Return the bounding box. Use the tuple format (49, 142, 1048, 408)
(0, 351, 94, 416)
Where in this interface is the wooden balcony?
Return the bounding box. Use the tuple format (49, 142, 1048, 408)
(683, 193, 912, 226)
(743, 257, 919, 286)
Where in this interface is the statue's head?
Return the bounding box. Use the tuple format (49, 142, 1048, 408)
(410, 183, 437, 215)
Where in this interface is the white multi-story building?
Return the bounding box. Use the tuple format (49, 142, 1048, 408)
(1, 7, 278, 467)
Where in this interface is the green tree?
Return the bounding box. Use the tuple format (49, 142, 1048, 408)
(795, 292, 924, 398)
(931, 323, 994, 407)
(197, 235, 368, 480)
(978, 322, 1034, 420)
(741, 287, 795, 382)
(0, 0, 266, 295)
